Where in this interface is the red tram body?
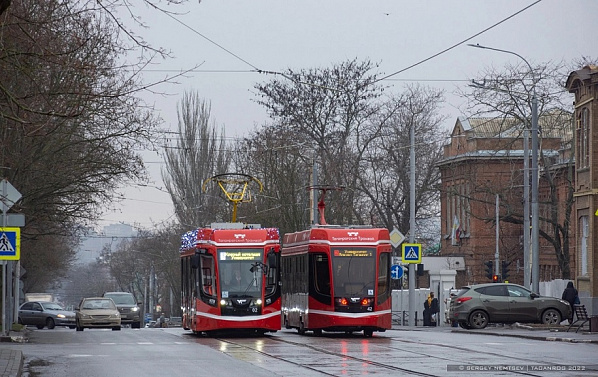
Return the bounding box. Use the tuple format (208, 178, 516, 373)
(281, 226, 392, 337)
(180, 223, 281, 335)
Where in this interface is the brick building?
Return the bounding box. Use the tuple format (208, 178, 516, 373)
(566, 65, 598, 313)
(438, 111, 574, 289)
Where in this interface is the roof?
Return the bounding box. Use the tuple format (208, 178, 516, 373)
(566, 65, 598, 90)
(455, 109, 572, 141)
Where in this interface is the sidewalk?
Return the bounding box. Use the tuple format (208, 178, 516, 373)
(0, 330, 27, 377)
(456, 323, 598, 344)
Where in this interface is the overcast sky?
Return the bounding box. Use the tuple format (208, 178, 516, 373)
(96, 0, 597, 231)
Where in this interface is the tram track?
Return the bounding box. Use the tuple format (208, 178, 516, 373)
(208, 335, 441, 376)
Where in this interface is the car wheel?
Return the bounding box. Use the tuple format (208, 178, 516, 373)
(542, 308, 561, 325)
(18, 317, 23, 325)
(458, 321, 472, 329)
(468, 310, 489, 329)
(76, 320, 84, 331)
(132, 321, 141, 329)
(36, 324, 45, 329)
(46, 318, 56, 329)
(112, 326, 121, 331)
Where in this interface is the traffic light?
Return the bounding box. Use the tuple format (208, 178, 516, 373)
(492, 274, 501, 283)
(484, 260, 493, 280)
(501, 260, 511, 281)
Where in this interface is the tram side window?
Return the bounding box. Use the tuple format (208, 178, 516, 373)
(377, 252, 390, 304)
(201, 255, 215, 296)
(309, 253, 331, 303)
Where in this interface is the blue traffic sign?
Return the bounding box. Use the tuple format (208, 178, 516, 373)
(391, 265, 404, 280)
(402, 243, 421, 263)
(0, 227, 20, 260)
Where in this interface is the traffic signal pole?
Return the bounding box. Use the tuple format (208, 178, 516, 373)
(495, 194, 500, 275)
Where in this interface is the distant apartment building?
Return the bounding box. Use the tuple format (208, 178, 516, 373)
(77, 223, 137, 264)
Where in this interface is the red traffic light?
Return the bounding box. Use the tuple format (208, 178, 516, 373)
(492, 274, 501, 283)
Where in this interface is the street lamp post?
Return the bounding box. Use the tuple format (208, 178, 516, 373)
(468, 44, 539, 293)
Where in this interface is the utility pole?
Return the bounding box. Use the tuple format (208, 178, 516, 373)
(468, 43, 539, 292)
(408, 120, 416, 326)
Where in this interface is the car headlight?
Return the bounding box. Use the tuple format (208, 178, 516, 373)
(110, 313, 121, 319)
(57, 314, 66, 319)
(131, 307, 139, 312)
(79, 313, 91, 319)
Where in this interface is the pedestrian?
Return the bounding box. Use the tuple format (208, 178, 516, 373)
(423, 292, 439, 326)
(561, 281, 579, 324)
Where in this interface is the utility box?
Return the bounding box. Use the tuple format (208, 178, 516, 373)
(590, 316, 598, 333)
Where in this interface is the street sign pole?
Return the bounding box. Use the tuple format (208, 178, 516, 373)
(1, 179, 22, 336)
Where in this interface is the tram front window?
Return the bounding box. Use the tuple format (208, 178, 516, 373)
(219, 249, 263, 297)
(332, 248, 376, 297)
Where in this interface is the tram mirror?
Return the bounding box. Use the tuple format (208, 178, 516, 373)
(267, 249, 277, 268)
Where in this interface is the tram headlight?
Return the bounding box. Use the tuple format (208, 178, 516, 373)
(253, 299, 262, 306)
(220, 299, 231, 306)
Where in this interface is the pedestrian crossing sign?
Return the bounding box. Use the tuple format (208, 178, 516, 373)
(0, 227, 20, 260)
(401, 243, 421, 263)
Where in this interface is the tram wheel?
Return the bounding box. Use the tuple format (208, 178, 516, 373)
(313, 329, 322, 336)
(364, 329, 374, 337)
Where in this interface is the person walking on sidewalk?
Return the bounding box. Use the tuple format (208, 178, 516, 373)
(562, 281, 579, 324)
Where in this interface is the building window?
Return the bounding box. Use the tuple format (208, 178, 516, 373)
(446, 181, 470, 245)
(580, 216, 588, 276)
(577, 108, 590, 168)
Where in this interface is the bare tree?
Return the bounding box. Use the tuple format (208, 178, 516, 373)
(232, 123, 312, 234)
(253, 59, 387, 225)
(359, 85, 446, 238)
(0, 0, 161, 289)
(162, 92, 232, 228)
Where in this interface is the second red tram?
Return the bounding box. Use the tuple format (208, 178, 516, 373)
(180, 223, 281, 335)
(281, 226, 392, 337)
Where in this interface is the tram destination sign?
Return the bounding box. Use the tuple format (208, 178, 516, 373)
(333, 249, 373, 257)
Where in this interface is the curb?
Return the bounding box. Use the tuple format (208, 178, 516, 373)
(451, 328, 598, 344)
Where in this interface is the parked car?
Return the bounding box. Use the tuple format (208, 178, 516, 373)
(103, 292, 142, 328)
(75, 297, 121, 331)
(449, 283, 572, 329)
(169, 316, 182, 327)
(18, 301, 76, 329)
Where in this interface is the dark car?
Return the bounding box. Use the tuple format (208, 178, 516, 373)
(103, 292, 142, 328)
(18, 301, 76, 329)
(449, 283, 572, 329)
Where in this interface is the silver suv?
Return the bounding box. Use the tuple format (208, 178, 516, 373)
(449, 283, 571, 329)
(103, 292, 142, 328)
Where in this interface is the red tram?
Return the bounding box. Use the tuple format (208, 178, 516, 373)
(281, 226, 392, 337)
(180, 223, 281, 335)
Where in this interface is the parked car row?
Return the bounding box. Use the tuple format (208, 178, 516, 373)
(448, 283, 572, 329)
(18, 292, 142, 331)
